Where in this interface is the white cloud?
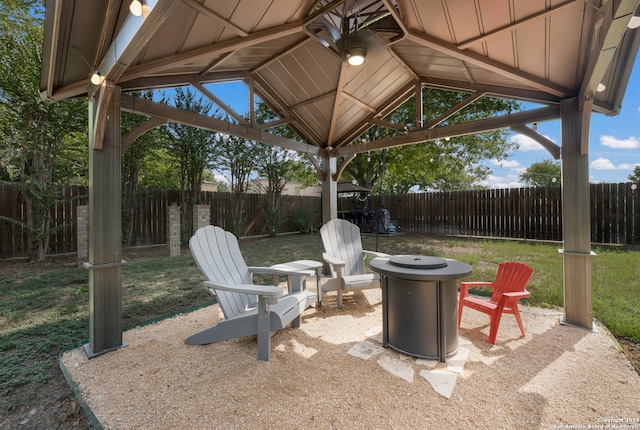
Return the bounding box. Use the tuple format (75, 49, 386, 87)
(591, 157, 619, 170)
(618, 163, 637, 170)
(510, 133, 556, 151)
(591, 158, 615, 169)
(213, 173, 228, 183)
(512, 165, 527, 175)
(600, 135, 640, 149)
(478, 174, 522, 189)
(491, 159, 520, 168)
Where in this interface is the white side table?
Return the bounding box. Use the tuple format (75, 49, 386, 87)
(269, 259, 323, 294)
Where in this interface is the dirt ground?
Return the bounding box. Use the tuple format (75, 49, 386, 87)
(3, 315, 639, 430)
(4, 309, 636, 430)
(59, 298, 640, 429)
(1, 248, 639, 429)
(620, 338, 640, 373)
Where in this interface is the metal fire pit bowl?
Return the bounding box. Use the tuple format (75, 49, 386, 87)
(389, 255, 448, 270)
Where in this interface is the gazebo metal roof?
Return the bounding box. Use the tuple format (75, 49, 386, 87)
(41, 0, 640, 154)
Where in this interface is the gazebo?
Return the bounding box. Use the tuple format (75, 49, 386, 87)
(40, 0, 640, 357)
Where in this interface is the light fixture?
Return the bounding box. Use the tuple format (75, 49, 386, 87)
(90, 71, 103, 86)
(532, 122, 538, 131)
(130, 0, 150, 18)
(344, 29, 370, 66)
(628, 16, 640, 29)
(130, 0, 142, 16)
(346, 46, 367, 66)
(596, 83, 606, 93)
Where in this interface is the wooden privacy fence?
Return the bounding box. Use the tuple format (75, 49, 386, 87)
(0, 185, 322, 259)
(375, 187, 564, 240)
(339, 182, 640, 246)
(0, 185, 89, 259)
(2, 182, 640, 259)
(120, 189, 323, 246)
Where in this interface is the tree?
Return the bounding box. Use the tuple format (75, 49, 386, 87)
(628, 165, 640, 183)
(255, 101, 320, 188)
(121, 91, 166, 248)
(285, 157, 319, 187)
(134, 145, 180, 190)
(343, 88, 519, 193)
(212, 178, 228, 192)
(164, 88, 218, 241)
(256, 145, 293, 236)
(251, 103, 311, 235)
(213, 131, 260, 236)
(519, 159, 561, 187)
(0, 0, 88, 261)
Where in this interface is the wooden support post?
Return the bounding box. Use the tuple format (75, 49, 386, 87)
(321, 156, 338, 224)
(76, 205, 88, 268)
(560, 97, 594, 330)
(84, 85, 126, 358)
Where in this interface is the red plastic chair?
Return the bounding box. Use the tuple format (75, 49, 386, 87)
(458, 262, 534, 344)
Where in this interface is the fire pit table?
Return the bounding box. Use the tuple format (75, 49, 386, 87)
(370, 255, 472, 362)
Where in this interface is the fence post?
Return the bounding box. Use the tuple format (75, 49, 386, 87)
(168, 203, 180, 257)
(193, 204, 210, 232)
(77, 205, 88, 268)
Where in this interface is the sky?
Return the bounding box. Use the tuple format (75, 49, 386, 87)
(485, 59, 640, 188)
(204, 58, 640, 189)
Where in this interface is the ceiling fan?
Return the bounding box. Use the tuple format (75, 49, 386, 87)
(304, 2, 405, 66)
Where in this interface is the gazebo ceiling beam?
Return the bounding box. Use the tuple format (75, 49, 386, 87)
(120, 93, 321, 156)
(336, 105, 561, 156)
(122, 116, 168, 152)
(120, 21, 304, 83)
(88, 0, 180, 150)
(289, 91, 335, 110)
(420, 77, 562, 104)
(511, 124, 561, 160)
(370, 118, 408, 131)
(258, 118, 293, 130)
(579, 0, 638, 106)
(93, 0, 122, 68)
(93, 0, 181, 88)
(575, 0, 639, 154)
(181, 0, 249, 37)
(417, 91, 487, 131)
(123, 71, 251, 92)
(251, 74, 325, 146)
(327, 63, 349, 146)
(251, 37, 315, 74)
(191, 81, 248, 125)
(333, 81, 417, 148)
(199, 52, 235, 76)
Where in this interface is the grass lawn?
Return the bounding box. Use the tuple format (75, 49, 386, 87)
(1, 231, 639, 428)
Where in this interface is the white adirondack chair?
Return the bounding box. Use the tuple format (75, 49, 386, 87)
(319, 219, 389, 308)
(187, 225, 316, 361)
